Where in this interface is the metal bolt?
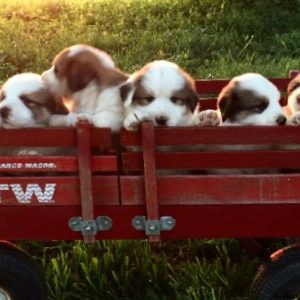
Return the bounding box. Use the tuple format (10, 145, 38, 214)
(70, 218, 79, 226)
(167, 220, 173, 225)
(84, 225, 93, 232)
(135, 220, 141, 225)
(149, 225, 156, 231)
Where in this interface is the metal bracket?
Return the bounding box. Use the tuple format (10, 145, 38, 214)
(69, 216, 112, 236)
(132, 216, 176, 235)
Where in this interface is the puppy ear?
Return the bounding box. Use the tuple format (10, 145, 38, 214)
(67, 61, 97, 92)
(287, 75, 300, 96)
(188, 89, 199, 113)
(120, 82, 135, 106)
(105, 68, 129, 87)
(43, 92, 69, 115)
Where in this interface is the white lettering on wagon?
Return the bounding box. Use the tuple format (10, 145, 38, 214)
(0, 163, 57, 169)
(0, 184, 56, 203)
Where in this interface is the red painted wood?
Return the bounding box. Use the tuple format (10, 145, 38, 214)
(77, 122, 95, 243)
(0, 176, 119, 206)
(122, 150, 300, 171)
(141, 122, 160, 242)
(120, 175, 300, 205)
(195, 77, 290, 94)
(289, 70, 299, 79)
(0, 127, 112, 148)
(0, 156, 117, 172)
(121, 126, 300, 146)
(1, 205, 300, 240)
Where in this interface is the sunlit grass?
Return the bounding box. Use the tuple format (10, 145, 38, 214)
(1, 0, 300, 298)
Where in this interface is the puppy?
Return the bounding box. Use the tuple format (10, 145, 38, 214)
(286, 74, 300, 125)
(0, 73, 68, 156)
(41, 44, 128, 132)
(215, 73, 286, 174)
(217, 73, 286, 126)
(120, 60, 220, 131)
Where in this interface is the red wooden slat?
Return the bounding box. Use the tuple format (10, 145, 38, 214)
(195, 77, 290, 94)
(77, 122, 95, 243)
(0, 156, 117, 172)
(0, 127, 112, 148)
(122, 150, 300, 171)
(120, 175, 300, 205)
(121, 126, 300, 146)
(0, 176, 119, 205)
(1, 205, 300, 240)
(141, 122, 160, 242)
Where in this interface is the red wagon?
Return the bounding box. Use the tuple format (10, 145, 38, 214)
(1, 71, 300, 299)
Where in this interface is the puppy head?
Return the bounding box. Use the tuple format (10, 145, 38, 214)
(0, 73, 68, 128)
(41, 44, 128, 98)
(120, 60, 199, 126)
(287, 74, 300, 114)
(217, 73, 286, 126)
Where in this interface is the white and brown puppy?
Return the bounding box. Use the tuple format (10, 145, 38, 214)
(286, 74, 300, 125)
(0, 73, 68, 129)
(217, 73, 286, 126)
(41, 44, 128, 132)
(120, 60, 220, 131)
(215, 73, 286, 174)
(0, 73, 68, 156)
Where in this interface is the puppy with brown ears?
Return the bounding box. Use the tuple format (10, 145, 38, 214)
(286, 74, 300, 125)
(217, 73, 286, 126)
(120, 60, 220, 130)
(41, 44, 129, 132)
(0, 72, 68, 156)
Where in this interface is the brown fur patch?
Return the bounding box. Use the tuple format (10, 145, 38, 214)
(53, 45, 128, 93)
(22, 89, 68, 115)
(218, 81, 269, 122)
(287, 74, 300, 96)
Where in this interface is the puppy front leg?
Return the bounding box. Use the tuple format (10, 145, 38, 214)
(193, 109, 221, 127)
(287, 112, 300, 126)
(49, 113, 92, 127)
(123, 111, 150, 131)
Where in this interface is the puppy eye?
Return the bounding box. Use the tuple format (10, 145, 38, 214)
(144, 96, 154, 103)
(20, 95, 38, 107)
(253, 102, 268, 113)
(135, 96, 154, 105)
(171, 97, 185, 106)
(0, 92, 5, 101)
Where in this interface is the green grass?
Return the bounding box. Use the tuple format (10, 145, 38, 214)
(1, 0, 300, 299)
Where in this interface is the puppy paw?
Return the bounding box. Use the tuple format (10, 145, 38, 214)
(288, 112, 300, 126)
(67, 113, 92, 127)
(197, 110, 221, 127)
(124, 112, 149, 131)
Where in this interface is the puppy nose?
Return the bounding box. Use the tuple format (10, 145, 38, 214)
(155, 116, 168, 126)
(0, 107, 10, 120)
(276, 115, 286, 126)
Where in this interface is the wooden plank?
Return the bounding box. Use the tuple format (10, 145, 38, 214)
(76, 121, 95, 243)
(122, 150, 300, 171)
(141, 122, 160, 242)
(0, 156, 117, 172)
(195, 77, 290, 94)
(121, 126, 300, 146)
(0, 127, 112, 148)
(1, 204, 300, 240)
(120, 174, 300, 205)
(0, 176, 119, 206)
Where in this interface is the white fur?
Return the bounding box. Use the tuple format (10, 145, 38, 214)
(0, 73, 47, 128)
